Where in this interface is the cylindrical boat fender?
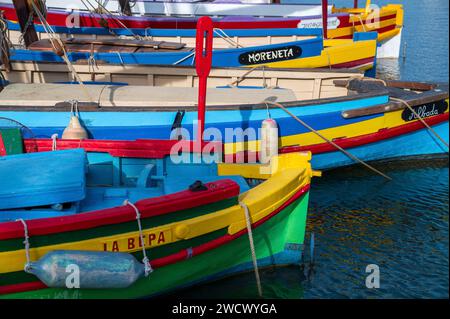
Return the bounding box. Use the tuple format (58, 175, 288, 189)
(28, 250, 145, 289)
(260, 118, 279, 164)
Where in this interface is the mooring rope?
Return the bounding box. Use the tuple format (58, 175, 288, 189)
(264, 100, 393, 181)
(82, 0, 142, 40)
(227, 65, 267, 87)
(390, 97, 449, 150)
(239, 202, 263, 297)
(16, 218, 32, 273)
(172, 51, 195, 65)
(213, 28, 243, 48)
(352, 78, 449, 151)
(123, 200, 153, 277)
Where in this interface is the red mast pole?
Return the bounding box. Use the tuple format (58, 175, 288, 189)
(322, 0, 328, 39)
(194, 17, 213, 145)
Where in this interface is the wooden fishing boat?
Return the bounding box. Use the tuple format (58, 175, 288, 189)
(0, 78, 447, 170)
(2, 34, 378, 71)
(0, 8, 378, 73)
(0, 63, 363, 94)
(0, 132, 316, 298)
(0, 0, 403, 58)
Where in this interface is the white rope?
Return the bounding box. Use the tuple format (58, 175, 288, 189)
(16, 218, 32, 273)
(227, 65, 266, 87)
(123, 200, 153, 277)
(88, 50, 98, 80)
(390, 97, 449, 150)
(51, 133, 58, 150)
(239, 202, 263, 297)
(350, 13, 367, 32)
(356, 79, 449, 151)
(172, 51, 195, 65)
(115, 51, 124, 65)
(264, 100, 393, 181)
(213, 28, 243, 48)
(358, 14, 367, 32)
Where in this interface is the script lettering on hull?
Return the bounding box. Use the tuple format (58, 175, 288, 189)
(401, 100, 448, 122)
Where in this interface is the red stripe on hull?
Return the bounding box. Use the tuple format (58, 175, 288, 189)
(24, 139, 222, 159)
(334, 22, 397, 40)
(280, 112, 449, 155)
(331, 56, 374, 69)
(0, 4, 398, 31)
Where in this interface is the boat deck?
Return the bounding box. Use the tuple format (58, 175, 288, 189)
(28, 38, 190, 53)
(0, 83, 298, 108)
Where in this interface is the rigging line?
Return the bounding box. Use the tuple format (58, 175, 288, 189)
(390, 97, 449, 150)
(83, 0, 142, 39)
(80, 0, 131, 35)
(264, 100, 393, 181)
(30, 1, 95, 102)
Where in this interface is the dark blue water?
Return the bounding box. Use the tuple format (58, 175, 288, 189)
(175, 0, 449, 299)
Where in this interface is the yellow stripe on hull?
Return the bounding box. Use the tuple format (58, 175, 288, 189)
(224, 108, 449, 156)
(332, 4, 404, 43)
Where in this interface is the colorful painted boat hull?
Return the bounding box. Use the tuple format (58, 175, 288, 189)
(0, 190, 310, 299)
(0, 146, 313, 298)
(3, 33, 378, 72)
(0, 1, 403, 57)
(0, 80, 448, 170)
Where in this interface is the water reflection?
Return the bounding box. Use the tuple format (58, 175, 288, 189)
(376, 58, 402, 81)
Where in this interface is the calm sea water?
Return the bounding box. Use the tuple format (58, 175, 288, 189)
(175, 0, 450, 299)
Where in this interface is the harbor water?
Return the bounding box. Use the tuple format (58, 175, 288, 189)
(173, 0, 449, 299)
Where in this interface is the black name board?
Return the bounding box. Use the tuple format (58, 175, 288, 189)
(401, 100, 448, 122)
(239, 45, 302, 66)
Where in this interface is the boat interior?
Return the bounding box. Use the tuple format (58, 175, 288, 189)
(5, 24, 320, 49)
(0, 76, 447, 112)
(0, 135, 250, 222)
(0, 65, 363, 103)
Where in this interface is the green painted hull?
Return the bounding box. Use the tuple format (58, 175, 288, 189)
(1, 192, 309, 299)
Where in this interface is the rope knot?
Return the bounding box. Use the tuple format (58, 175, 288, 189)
(123, 199, 152, 277)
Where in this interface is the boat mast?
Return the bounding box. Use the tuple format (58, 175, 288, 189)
(118, 0, 132, 16)
(11, 0, 38, 47)
(322, 0, 328, 39)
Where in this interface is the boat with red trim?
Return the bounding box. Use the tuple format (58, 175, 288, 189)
(0, 78, 447, 170)
(0, 0, 404, 58)
(0, 133, 316, 298)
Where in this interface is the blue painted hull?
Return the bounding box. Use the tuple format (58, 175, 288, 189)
(10, 38, 324, 67)
(311, 121, 449, 170)
(1, 91, 447, 170)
